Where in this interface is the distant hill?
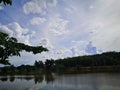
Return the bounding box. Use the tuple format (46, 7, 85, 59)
(54, 52, 120, 73)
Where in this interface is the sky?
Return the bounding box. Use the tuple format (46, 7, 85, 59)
(0, 0, 120, 66)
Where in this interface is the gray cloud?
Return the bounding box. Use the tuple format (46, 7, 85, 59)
(89, 0, 120, 52)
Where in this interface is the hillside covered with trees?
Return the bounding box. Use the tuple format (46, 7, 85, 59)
(0, 52, 120, 74)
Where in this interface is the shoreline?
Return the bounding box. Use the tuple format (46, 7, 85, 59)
(1, 65, 120, 75)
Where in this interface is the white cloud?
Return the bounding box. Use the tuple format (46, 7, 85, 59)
(30, 17, 46, 25)
(0, 24, 13, 36)
(70, 41, 98, 56)
(47, 0, 57, 7)
(0, 22, 32, 45)
(89, 5, 94, 9)
(65, 6, 77, 14)
(38, 47, 73, 60)
(88, 0, 120, 52)
(71, 40, 88, 51)
(8, 22, 31, 44)
(64, 0, 120, 52)
(0, 6, 4, 10)
(47, 16, 69, 36)
(54, 48, 72, 59)
(23, 0, 58, 14)
(39, 38, 53, 49)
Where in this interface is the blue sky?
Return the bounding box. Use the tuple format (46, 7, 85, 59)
(0, 0, 120, 66)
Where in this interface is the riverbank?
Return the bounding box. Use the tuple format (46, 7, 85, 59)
(57, 65, 120, 74)
(1, 65, 120, 75)
(0, 52, 120, 75)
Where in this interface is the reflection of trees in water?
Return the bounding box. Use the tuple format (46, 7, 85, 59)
(0, 76, 8, 82)
(0, 76, 34, 82)
(34, 72, 54, 84)
(15, 76, 33, 81)
(45, 72, 54, 83)
(23, 76, 33, 81)
(0, 73, 55, 84)
(34, 75, 44, 84)
(9, 76, 15, 82)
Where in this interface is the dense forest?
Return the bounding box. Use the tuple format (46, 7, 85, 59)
(0, 51, 120, 74)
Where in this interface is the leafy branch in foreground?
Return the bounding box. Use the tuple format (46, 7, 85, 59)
(0, 32, 48, 65)
(0, 0, 12, 5)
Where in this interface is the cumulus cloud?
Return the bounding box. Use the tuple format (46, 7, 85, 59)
(0, 24, 13, 36)
(23, 0, 58, 14)
(39, 38, 53, 49)
(70, 41, 100, 56)
(30, 17, 46, 25)
(47, 16, 69, 36)
(0, 22, 32, 45)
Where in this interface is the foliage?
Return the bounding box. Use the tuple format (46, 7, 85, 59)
(0, 32, 48, 65)
(54, 52, 120, 72)
(34, 60, 44, 69)
(0, 51, 120, 74)
(45, 59, 55, 71)
(0, 0, 12, 5)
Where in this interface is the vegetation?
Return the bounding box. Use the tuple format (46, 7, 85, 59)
(0, 73, 54, 84)
(55, 52, 120, 67)
(0, 0, 12, 5)
(54, 52, 120, 73)
(0, 32, 48, 65)
(0, 51, 120, 75)
(0, 0, 120, 75)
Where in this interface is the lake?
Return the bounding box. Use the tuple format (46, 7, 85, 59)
(0, 73, 120, 90)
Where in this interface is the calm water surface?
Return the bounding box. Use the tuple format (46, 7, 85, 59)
(0, 73, 120, 90)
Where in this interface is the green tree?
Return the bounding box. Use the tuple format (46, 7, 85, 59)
(34, 60, 44, 68)
(45, 59, 54, 70)
(0, 32, 48, 65)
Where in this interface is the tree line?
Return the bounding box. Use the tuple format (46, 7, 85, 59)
(54, 52, 120, 73)
(0, 51, 120, 74)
